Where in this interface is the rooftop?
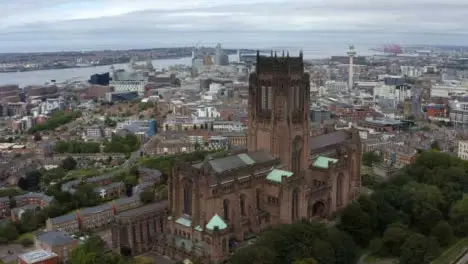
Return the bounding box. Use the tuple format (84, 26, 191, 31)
(36, 231, 76, 246)
(313, 156, 338, 169)
(266, 169, 293, 183)
(79, 203, 112, 216)
(363, 118, 402, 126)
(206, 214, 227, 231)
(49, 213, 77, 224)
(199, 150, 276, 173)
(117, 201, 168, 218)
(19, 249, 58, 264)
(309, 130, 350, 152)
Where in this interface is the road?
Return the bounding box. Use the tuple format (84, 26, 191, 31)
(124, 137, 154, 168)
(455, 250, 468, 264)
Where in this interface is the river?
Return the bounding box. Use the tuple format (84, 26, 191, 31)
(0, 57, 196, 87)
(0, 48, 367, 87)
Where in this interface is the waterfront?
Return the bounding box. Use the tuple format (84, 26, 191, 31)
(0, 46, 374, 87)
(6, 30, 457, 87)
(0, 57, 194, 87)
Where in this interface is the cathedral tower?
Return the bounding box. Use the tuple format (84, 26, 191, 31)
(247, 51, 310, 173)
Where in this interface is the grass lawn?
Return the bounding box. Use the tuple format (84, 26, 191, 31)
(432, 237, 468, 264)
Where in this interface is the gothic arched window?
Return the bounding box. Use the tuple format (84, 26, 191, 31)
(256, 189, 261, 209)
(183, 180, 192, 216)
(291, 188, 299, 221)
(223, 199, 230, 222)
(336, 173, 344, 206)
(292, 136, 303, 173)
(240, 194, 246, 216)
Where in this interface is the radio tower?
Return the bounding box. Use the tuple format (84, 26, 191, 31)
(347, 45, 357, 91)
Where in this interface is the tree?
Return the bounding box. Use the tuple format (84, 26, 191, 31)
(327, 228, 358, 264)
(28, 110, 81, 133)
(131, 256, 153, 264)
(407, 183, 444, 234)
(338, 203, 373, 247)
(20, 237, 34, 247)
(104, 134, 140, 156)
(54, 140, 100, 154)
(293, 258, 318, 264)
(61, 156, 77, 170)
(0, 223, 19, 242)
(19, 209, 40, 233)
(310, 239, 335, 264)
(369, 238, 383, 255)
(140, 188, 155, 204)
(229, 245, 276, 264)
(430, 140, 440, 150)
(104, 117, 117, 127)
(430, 221, 453, 247)
(425, 236, 441, 262)
(9, 197, 16, 208)
(399, 234, 430, 264)
(231, 221, 356, 264)
(362, 152, 381, 166)
(33, 133, 42, 141)
(450, 196, 468, 236)
(381, 223, 411, 256)
(124, 175, 138, 186)
(70, 235, 125, 264)
(194, 142, 201, 151)
(129, 166, 139, 177)
(74, 184, 100, 207)
(18, 170, 42, 191)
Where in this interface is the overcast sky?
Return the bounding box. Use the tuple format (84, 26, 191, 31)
(1, 0, 468, 52)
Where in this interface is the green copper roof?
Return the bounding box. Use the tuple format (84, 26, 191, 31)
(194, 225, 203, 232)
(205, 214, 227, 231)
(175, 217, 192, 227)
(266, 169, 294, 183)
(313, 156, 338, 169)
(237, 153, 255, 165)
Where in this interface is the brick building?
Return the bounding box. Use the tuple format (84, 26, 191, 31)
(35, 231, 78, 263)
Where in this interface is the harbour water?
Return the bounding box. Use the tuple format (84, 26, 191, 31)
(0, 57, 194, 87)
(0, 47, 371, 87)
(2, 30, 466, 87)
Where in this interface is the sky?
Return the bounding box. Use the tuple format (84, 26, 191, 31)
(1, 0, 468, 52)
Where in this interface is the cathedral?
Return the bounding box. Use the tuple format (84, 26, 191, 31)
(154, 52, 362, 263)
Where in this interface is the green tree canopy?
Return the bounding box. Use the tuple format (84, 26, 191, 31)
(450, 196, 468, 236)
(104, 134, 140, 155)
(139, 188, 155, 204)
(230, 221, 357, 264)
(362, 151, 381, 166)
(54, 140, 100, 154)
(61, 156, 77, 170)
(338, 151, 467, 263)
(70, 236, 125, 264)
(29, 110, 81, 133)
(430, 221, 453, 247)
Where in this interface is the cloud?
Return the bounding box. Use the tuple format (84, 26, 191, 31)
(1, 0, 468, 52)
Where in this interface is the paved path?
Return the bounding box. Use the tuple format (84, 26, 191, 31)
(455, 249, 468, 264)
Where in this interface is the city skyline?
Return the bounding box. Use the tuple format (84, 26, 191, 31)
(1, 0, 468, 52)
